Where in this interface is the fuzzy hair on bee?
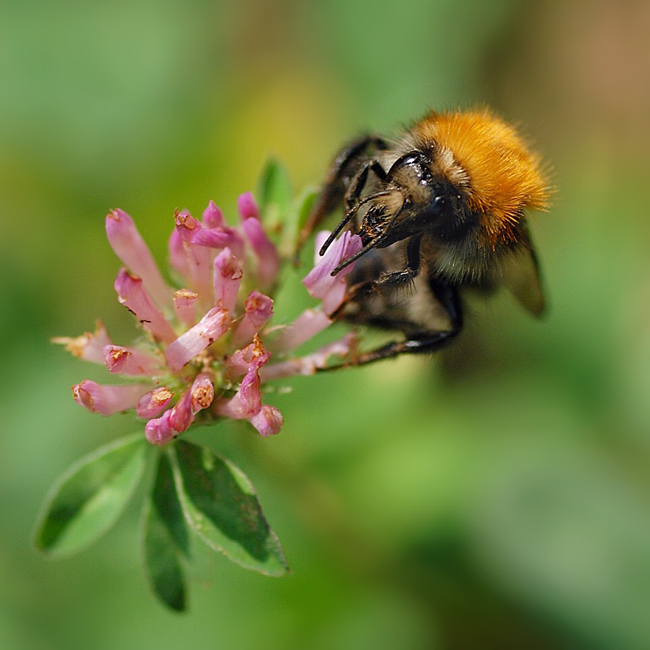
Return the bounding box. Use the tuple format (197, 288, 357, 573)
(299, 108, 551, 368)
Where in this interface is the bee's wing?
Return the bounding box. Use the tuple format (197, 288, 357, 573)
(501, 241, 545, 317)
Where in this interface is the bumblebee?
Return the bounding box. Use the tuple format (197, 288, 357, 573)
(300, 108, 551, 367)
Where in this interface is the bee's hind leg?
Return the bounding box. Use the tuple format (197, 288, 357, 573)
(323, 280, 463, 369)
(345, 326, 460, 367)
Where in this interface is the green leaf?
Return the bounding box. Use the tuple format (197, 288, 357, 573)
(34, 433, 150, 558)
(170, 440, 289, 576)
(257, 158, 293, 230)
(142, 452, 189, 612)
(294, 186, 319, 233)
(280, 185, 319, 260)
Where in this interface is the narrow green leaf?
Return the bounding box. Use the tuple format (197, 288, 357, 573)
(280, 185, 319, 260)
(170, 440, 289, 576)
(294, 185, 319, 233)
(152, 450, 190, 558)
(142, 452, 189, 612)
(34, 434, 150, 558)
(257, 158, 293, 224)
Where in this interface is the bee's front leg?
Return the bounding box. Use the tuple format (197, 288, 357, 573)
(330, 235, 422, 319)
(343, 159, 388, 213)
(375, 234, 422, 287)
(297, 135, 388, 252)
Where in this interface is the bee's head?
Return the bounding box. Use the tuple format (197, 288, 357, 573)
(358, 204, 391, 245)
(364, 150, 472, 239)
(322, 150, 472, 276)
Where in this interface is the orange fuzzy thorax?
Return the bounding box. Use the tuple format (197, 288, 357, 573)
(412, 109, 550, 246)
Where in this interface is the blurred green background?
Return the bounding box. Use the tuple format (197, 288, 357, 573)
(2, 0, 650, 648)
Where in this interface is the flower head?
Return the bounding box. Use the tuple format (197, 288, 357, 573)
(56, 191, 363, 445)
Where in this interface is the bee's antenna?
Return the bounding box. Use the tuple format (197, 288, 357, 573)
(330, 237, 382, 276)
(319, 212, 354, 256)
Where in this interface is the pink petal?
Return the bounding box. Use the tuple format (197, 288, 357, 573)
(175, 211, 214, 302)
(103, 345, 163, 376)
(169, 390, 193, 433)
(261, 332, 357, 379)
(213, 248, 242, 312)
(216, 363, 262, 420)
(250, 405, 283, 437)
(190, 227, 237, 249)
(72, 380, 152, 416)
(214, 353, 281, 437)
(314, 231, 331, 265)
(303, 230, 363, 315)
(225, 335, 270, 378)
(145, 410, 175, 446)
(114, 269, 177, 344)
(106, 209, 172, 311)
(176, 209, 243, 252)
(167, 373, 214, 433)
(165, 307, 230, 371)
(137, 387, 174, 419)
(241, 218, 280, 289)
(232, 290, 274, 347)
(270, 308, 331, 353)
(202, 200, 225, 228)
(238, 193, 280, 289)
(186, 244, 215, 305)
(175, 210, 203, 244)
(52, 321, 112, 364)
(175, 210, 246, 305)
(237, 192, 261, 220)
(168, 229, 191, 281)
(173, 289, 199, 328)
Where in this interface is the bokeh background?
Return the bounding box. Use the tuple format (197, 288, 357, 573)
(2, 0, 650, 648)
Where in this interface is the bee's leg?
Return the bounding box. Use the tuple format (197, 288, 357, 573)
(325, 281, 463, 369)
(317, 160, 390, 256)
(334, 159, 389, 242)
(375, 234, 422, 287)
(347, 328, 459, 366)
(330, 235, 422, 317)
(343, 159, 387, 211)
(297, 135, 387, 251)
(351, 282, 462, 366)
